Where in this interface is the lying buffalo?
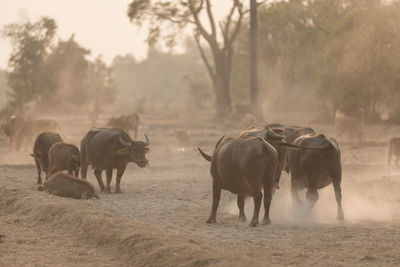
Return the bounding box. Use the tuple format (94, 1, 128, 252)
(288, 133, 344, 220)
(80, 128, 149, 193)
(31, 132, 64, 184)
(40, 172, 98, 199)
(48, 142, 81, 177)
(198, 136, 282, 227)
(106, 113, 139, 139)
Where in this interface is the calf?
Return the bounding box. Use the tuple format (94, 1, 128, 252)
(48, 142, 81, 177)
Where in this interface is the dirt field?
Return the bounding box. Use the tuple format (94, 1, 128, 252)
(1, 110, 400, 266)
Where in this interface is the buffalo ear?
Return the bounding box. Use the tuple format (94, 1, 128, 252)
(116, 147, 129, 156)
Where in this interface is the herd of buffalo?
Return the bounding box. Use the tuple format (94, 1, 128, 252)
(1, 111, 400, 227)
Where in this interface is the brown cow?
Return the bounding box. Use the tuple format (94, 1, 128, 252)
(40, 172, 98, 199)
(48, 142, 81, 177)
(106, 113, 139, 139)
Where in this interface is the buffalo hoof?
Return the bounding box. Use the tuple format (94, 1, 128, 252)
(100, 187, 106, 192)
(115, 189, 122, 194)
(105, 188, 111, 193)
(237, 216, 247, 223)
(262, 218, 271, 225)
(206, 217, 216, 224)
(249, 219, 259, 227)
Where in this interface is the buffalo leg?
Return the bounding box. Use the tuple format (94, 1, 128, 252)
(262, 179, 274, 225)
(206, 179, 221, 224)
(291, 177, 302, 205)
(73, 168, 79, 177)
(115, 166, 126, 193)
(35, 159, 42, 184)
(94, 169, 105, 192)
(237, 195, 246, 222)
(332, 180, 344, 220)
(81, 161, 88, 179)
(247, 176, 263, 227)
(105, 168, 113, 193)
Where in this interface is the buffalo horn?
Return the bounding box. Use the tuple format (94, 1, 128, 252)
(144, 134, 150, 146)
(276, 142, 328, 150)
(198, 147, 212, 162)
(119, 135, 132, 147)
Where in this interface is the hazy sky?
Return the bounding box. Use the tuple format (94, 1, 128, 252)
(0, 0, 237, 69)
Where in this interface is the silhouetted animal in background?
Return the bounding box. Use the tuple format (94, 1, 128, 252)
(388, 137, 400, 166)
(106, 113, 139, 139)
(175, 130, 190, 151)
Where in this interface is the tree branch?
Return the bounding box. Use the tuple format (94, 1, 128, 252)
(194, 30, 216, 82)
(205, 0, 217, 38)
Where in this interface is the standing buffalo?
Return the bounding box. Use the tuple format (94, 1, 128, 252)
(48, 142, 81, 177)
(80, 128, 149, 193)
(288, 133, 344, 220)
(1, 115, 25, 150)
(31, 132, 64, 184)
(106, 113, 139, 139)
(198, 136, 281, 227)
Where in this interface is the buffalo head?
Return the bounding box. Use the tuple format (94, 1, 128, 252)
(116, 134, 150, 167)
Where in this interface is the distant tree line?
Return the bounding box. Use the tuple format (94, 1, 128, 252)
(1, 17, 116, 113)
(232, 0, 400, 123)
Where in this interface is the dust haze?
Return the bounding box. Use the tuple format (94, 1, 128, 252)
(2, 0, 400, 266)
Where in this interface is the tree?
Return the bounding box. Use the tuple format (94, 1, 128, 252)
(127, 0, 246, 116)
(1, 17, 56, 109)
(42, 34, 91, 106)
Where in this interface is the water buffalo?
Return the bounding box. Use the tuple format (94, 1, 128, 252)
(388, 137, 400, 166)
(288, 133, 344, 220)
(106, 113, 139, 139)
(239, 126, 288, 185)
(40, 172, 98, 199)
(282, 126, 316, 144)
(31, 132, 64, 184)
(198, 136, 281, 227)
(1, 115, 25, 150)
(48, 142, 81, 177)
(80, 128, 149, 193)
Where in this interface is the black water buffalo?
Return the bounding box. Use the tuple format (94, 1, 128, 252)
(106, 113, 139, 139)
(239, 126, 287, 172)
(48, 142, 81, 177)
(30, 132, 64, 184)
(198, 136, 281, 227)
(288, 133, 344, 220)
(80, 128, 149, 193)
(282, 126, 316, 144)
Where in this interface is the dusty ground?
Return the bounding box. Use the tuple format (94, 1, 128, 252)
(1, 110, 400, 266)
